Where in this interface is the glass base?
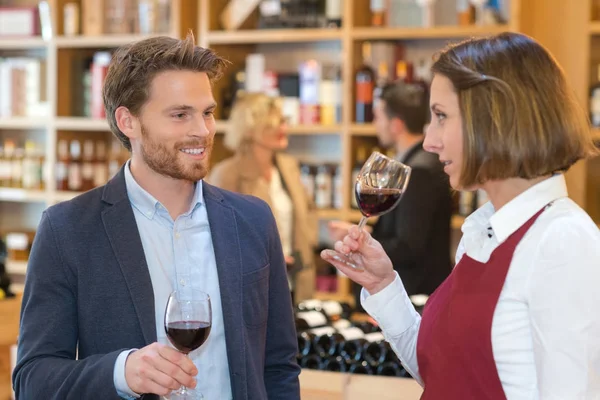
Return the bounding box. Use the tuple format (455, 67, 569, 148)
(163, 388, 204, 400)
(329, 251, 365, 271)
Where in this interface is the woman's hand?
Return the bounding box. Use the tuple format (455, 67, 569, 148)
(321, 225, 396, 295)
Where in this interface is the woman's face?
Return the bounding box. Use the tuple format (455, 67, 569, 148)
(423, 74, 465, 190)
(254, 113, 289, 151)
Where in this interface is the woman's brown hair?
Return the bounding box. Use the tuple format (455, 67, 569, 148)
(431, 32, 598, 187)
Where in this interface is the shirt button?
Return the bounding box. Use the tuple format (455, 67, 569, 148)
(180, 279, 186, 286)
(175, 232, 181, 239)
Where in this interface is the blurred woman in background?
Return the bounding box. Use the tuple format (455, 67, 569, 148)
(207, 93, 318, 303)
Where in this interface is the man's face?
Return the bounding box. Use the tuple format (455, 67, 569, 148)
(132, 70, 217, 182)
(374, 99, 394, 148)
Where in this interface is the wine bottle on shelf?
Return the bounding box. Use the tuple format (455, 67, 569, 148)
(348, 360, 375, 375)
(373, 60, 389, 102)
(370, 0, 387, 26)
(298, 331, 316, 358)
(363, 331, 386, 367)
(355, 42, 375, 123)
(56, 139, 69, 191)
(325, 0, 342, 27)
(321, 355, 349, 372)
(300, 353, 323, 370)
(295, 309, 329, 331)
(377, 361, 408, 377)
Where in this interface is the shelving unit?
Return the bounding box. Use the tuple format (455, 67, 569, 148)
(206, 28, 343, 44)
(8, 0, 597, 303)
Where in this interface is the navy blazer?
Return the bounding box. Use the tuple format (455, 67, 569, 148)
(12, 167, 301, 400)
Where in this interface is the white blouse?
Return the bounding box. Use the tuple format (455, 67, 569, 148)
(362, 174, 600, 399)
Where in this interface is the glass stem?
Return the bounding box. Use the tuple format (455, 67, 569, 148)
(357, 216, 368, 230)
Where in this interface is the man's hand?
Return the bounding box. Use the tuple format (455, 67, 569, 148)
(125, 342, 198, 396)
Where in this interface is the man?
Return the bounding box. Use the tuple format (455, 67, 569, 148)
(329, 81, 452, 303)
(13, 34, 300, 399)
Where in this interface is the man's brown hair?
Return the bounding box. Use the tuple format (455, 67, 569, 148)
(103, 32, 228, 151)
(431, 32, 598, 188)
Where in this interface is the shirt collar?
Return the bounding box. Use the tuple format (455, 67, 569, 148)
(124, 160, 204, 220)
(463, 174, 568, 243)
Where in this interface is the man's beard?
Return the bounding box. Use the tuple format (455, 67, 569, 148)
(139, 124, 213, 182)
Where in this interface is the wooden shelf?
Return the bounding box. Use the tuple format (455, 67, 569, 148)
(216, 120, 342, 135)
(0, 188, 48, 203)
(55, 117, 109, 131)
(0, 37, 48, 50)
(206, 28, 342, 44)
(351, 124, 377, 136)
(590, 22, 600, 35)
(351, 24, 513, 40)
(5, 260, 27, 275)
(54, 34, 160, 48)
(0, 117, 48, 130)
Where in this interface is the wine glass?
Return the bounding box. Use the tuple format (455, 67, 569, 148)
(330, 151, 411, 270)
(164, 289, 212, 400)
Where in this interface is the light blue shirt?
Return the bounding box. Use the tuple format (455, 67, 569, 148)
(113, 161, 232, 399)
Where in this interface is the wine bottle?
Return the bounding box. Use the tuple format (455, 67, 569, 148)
(376, 361, 406, 377)
(295, 310, 329, 331)
(348, 360, 374, 375)
(355, 42, 375, 123)
(334, 326, 367, 362)
(363, 331, 386, 367)
(300, 353, 322, 370)
(313, 328, 341, 358)
(320, 355, 349, 372)
(297, 331, 315, 357)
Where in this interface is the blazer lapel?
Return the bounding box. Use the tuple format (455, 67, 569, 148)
(203, 182, 247, 399)
(101, 168, 157, 344)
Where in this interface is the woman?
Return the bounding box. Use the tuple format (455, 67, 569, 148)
(207, 93, 318, 303)
(322, 32, 600, 399)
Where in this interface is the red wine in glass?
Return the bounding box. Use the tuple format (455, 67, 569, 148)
(166, 321, 211, 354)
(331, 151, 411, 270)
(355, 186, 404, 218)
(164, 290, 211, 400)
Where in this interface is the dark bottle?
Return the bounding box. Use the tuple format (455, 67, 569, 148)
(298, 331, 316, 357)
(376, 361, 407, 377)
(321, 355, 349, 372)
(348, 360, 374, 375)
(362, 332, 386, 367)
(355, 42, 375, 123)
(325, 0, 342, 27)
(313, 329, 341, 358)
(300, 354, 323, 370)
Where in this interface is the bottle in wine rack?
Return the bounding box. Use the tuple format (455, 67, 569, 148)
(348, 360, 375, 375)
(355, 42, 375, 123)
(297, 331, 316, 358)
(300, 353, 323, 370)
(321, 355, 349, 372)
(377, 361, 407, 377)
